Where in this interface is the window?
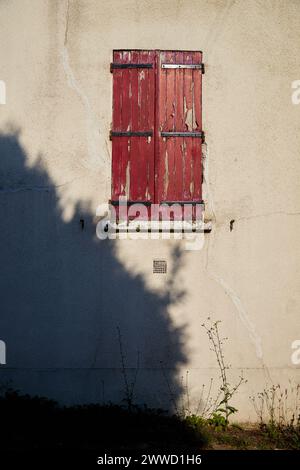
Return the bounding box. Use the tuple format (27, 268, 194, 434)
(110, 49, 204, 216)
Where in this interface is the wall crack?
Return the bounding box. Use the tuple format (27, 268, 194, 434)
(61, 0, 109, 172)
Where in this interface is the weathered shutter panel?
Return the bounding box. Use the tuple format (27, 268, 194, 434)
(111, 50, 155, 204)
(111, 50, 203, 212)
(156, 50, 203, 204)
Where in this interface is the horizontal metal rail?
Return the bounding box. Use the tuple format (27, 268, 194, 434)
(110, 200, 152, 206)
(110, 131, 153, 139)
(110, 63, 153, 71)
(109, 200, 204, 206)
(161, 63, 204, 72)
(161, 131, 204, 138)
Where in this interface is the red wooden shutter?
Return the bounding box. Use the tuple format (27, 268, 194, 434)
(111, 50, 155, 204)
(156, 50, 203, 204)
(111, 50, 203, 213)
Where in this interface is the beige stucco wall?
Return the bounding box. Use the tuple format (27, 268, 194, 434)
(0, 0, 300, 421)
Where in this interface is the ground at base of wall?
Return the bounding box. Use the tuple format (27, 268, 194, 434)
(0, 390, 299, 451)
(0, 390, 206, 452)
(204, 423, 300, 450)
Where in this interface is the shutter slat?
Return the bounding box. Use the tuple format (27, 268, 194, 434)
(182, 51, 193, 201)
(165, 51, 176, 202)
(139, 50, 150, 200)
(129, 50, 140, 202)
(174, 50, 184, 203)
(120, 51, 131, 198)
(157, 51, 168, 201)
(192, 51, 203, 201)
(112, 51, 123, 198)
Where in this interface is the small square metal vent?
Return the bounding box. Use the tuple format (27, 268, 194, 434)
(153, 259, 167, 274)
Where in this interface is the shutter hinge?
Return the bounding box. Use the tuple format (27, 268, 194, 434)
(110, 63, 153, 72)
(110, 131, 153, 140)
(161, 63, 205, 73)
(110, 200, 152, 206)
(161, 131, 204, 139)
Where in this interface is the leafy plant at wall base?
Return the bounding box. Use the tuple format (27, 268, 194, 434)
(250, 382, 300, 449)
(207, 412, 227, 431)
(201, 318, 247, 428)
(184, 414, 211, 446)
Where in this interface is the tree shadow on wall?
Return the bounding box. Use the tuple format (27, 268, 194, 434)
(0, 128, 188, 411)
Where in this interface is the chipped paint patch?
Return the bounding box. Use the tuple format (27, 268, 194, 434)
(185, 108, 194, 131)
(184, 94, 197, 131)
(125, 160, 131, 197)
(190, 181, 194, 196)
(184, 96, 188, 117)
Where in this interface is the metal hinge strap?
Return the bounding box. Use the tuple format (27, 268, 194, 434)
(161, 63, 204, 72)
(110, 200, 152, 206)
(161, 131, 204, 138)
(110, 63, 153, 72)
(110, 131, 153, 139)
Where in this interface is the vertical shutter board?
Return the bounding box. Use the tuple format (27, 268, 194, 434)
(182, 51, 194, 201)
(165, 51, 176, 202)
(165, 51, 176, 132)
(138, 50, 150, 200)
(174, 50, 184, 202)
(141, 50, 154, 204)
(157, 51, 167, 201)
(136, 50, 143, 199)
(192, 51, 202, 201)
(129, 50, 140, 202)
(112, 51, 123, 200)
(130, 50, 155, 202)
(112, 50, 123, 131)
(147, 51, 155, 202)
(154, 50, 160, 205)
(157, 50, 176, 202)
(119, 51, 131, 198)
(121, 51, 131, 133)
(111, 142, 120, 200)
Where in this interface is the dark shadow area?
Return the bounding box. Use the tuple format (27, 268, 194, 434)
(0, 390, 207, 452)
(0, 128, 187, 411)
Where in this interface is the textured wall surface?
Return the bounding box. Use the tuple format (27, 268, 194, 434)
(0, 0, 300, 421)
